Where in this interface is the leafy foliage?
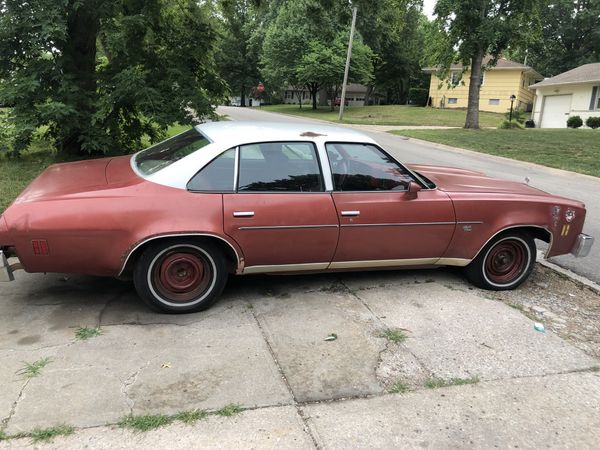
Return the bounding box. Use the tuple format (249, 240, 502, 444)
(567, 116, 583, 129)
(507, 0, 600, 77)
(585, 117, 600, 129)
(0, 0, 226, 156)
(434, 0, 542, 129)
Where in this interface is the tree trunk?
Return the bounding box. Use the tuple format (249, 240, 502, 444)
(308, 82, 318, 110)
(465, 50, 484, 129)
(241, 86, 246, 107)
(364, 85, 374, 106)
(61, 0, 98, 156)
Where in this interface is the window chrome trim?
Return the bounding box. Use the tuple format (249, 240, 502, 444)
(233, 146, 240, 191)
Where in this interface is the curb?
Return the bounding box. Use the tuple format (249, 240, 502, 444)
(536, 251, 600, 294)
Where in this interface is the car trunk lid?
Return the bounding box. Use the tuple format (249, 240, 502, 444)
(14, 155, 139, 203)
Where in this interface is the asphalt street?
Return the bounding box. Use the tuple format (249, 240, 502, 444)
(218, 105, 600, 284)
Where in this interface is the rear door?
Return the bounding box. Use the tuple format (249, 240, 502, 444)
(223, 141, 339, 271)
(325, 142, 455, 268)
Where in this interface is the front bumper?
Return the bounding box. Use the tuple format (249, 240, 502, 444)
(0, 250, 16, 282)
(571, 233, 594, 258)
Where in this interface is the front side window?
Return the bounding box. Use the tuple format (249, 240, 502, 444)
(135, 129, 209, 176)
(238, 142, 323, 192)
(326, 143, 413, 191)
(187, 148, 236, 192)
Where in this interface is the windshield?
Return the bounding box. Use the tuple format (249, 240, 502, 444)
(134, 129, 210, 176)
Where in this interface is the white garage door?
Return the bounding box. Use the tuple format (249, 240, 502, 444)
(540, 95, 572, 128)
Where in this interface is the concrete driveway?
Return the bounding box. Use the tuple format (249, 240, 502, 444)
(1, 266, 599, 448)
(217, 105, 600, 284)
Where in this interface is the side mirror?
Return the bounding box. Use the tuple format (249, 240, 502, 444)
(405, 181, 422, 200)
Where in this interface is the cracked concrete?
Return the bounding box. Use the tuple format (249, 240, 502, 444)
(1, 267, 599, 447)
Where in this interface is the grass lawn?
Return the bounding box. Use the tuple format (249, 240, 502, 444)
(0, 123, 196, 212)
(394, 129, 600, 178)
(261, 104, 504, 128)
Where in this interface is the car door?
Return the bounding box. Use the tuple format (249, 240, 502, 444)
(325, 142, 455, 268)
(223, 141, 339, 271)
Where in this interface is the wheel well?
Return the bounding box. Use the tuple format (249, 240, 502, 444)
(120, 235, 240, 278)
(497, 226, 552, 244)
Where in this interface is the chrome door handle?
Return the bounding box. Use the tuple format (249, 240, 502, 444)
(233, 211, 255, 218)
(341, 210, 360, 217)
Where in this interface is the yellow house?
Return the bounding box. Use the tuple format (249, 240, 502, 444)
(423, 58, 544, 113)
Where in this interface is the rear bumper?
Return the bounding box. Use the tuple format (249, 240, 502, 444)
(571, 234, 594, 258)
(0, 250, 18, 282)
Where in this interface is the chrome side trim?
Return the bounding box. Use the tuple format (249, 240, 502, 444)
(239, 224, 338, 231)
(243, 262, 329, 274)
(328, 258, 439, 269)
(571, 233, 594, 257)
(457, 221, 484, 225)
(233, 211, 255, 218)
(0, 250, 15, 282)
(118, 233, 242, 276)
(436, 257, 471, 267)
(341, 221, 455, 228)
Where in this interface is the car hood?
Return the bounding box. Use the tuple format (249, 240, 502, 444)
(13, 155, 139, 203)
(408, 164, 549, 196)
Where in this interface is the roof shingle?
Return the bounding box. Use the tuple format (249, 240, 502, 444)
(531, 63, 600, 89)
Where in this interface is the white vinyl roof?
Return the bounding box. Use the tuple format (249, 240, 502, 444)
(195, 121, 374, 147)
(144, 121, 376, 189)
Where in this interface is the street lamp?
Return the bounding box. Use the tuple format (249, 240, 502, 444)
(509, 94, 516, 122)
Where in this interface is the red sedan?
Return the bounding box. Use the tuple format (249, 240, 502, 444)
(0, 122, 593, 313)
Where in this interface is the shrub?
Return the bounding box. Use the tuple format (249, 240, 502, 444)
(504, 108, 528, 124)
(585, 116, 600, 129)
(567, 116, 583, 128)
(499, 119, 524, 129)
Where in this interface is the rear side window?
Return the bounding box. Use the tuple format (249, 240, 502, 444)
(187, 148, 236, 192)
(135, 129, 209, 176)
(238, 142, 323, 192)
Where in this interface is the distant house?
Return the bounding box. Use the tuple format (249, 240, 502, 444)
(423, 57, 543, 113)
(530, 63, 600, 128)
(283, 83, 380, 107)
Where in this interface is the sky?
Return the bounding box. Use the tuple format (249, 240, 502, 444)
(423, 0, 436, 19)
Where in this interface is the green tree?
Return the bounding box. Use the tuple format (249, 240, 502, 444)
(0, 0, 226, 156)
(355, 0, 424, 104)
(217, 0, 263, 106)
(296, 33, 374, 110)
(507, 0, 600, 76)
(435, 0, 541, 129)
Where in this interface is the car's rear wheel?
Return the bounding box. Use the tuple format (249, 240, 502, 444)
(464, 231, 536, 290)
(133, 240, 228, 313)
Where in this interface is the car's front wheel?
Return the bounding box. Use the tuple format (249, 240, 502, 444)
(464, 231, 536, 290)
(133, 240, 228, 313)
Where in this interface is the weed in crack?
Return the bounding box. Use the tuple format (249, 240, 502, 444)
(380, 328, 408, 344)
(16, 358, 51, 378)
(75, 327, 102, 340)
(425, 376, 480, 389)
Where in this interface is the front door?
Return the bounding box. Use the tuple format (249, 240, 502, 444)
(223, 141, 339, 271)
(325, 142, 455, 268)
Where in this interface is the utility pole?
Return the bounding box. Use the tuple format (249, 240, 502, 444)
(338, 5, 357, 121)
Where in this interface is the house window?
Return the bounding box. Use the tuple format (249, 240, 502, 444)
(480, 72, 485, 86)
(450, 72, 461, 86)
(447, 98, 458, 105)
(489, 99, 500, 105)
